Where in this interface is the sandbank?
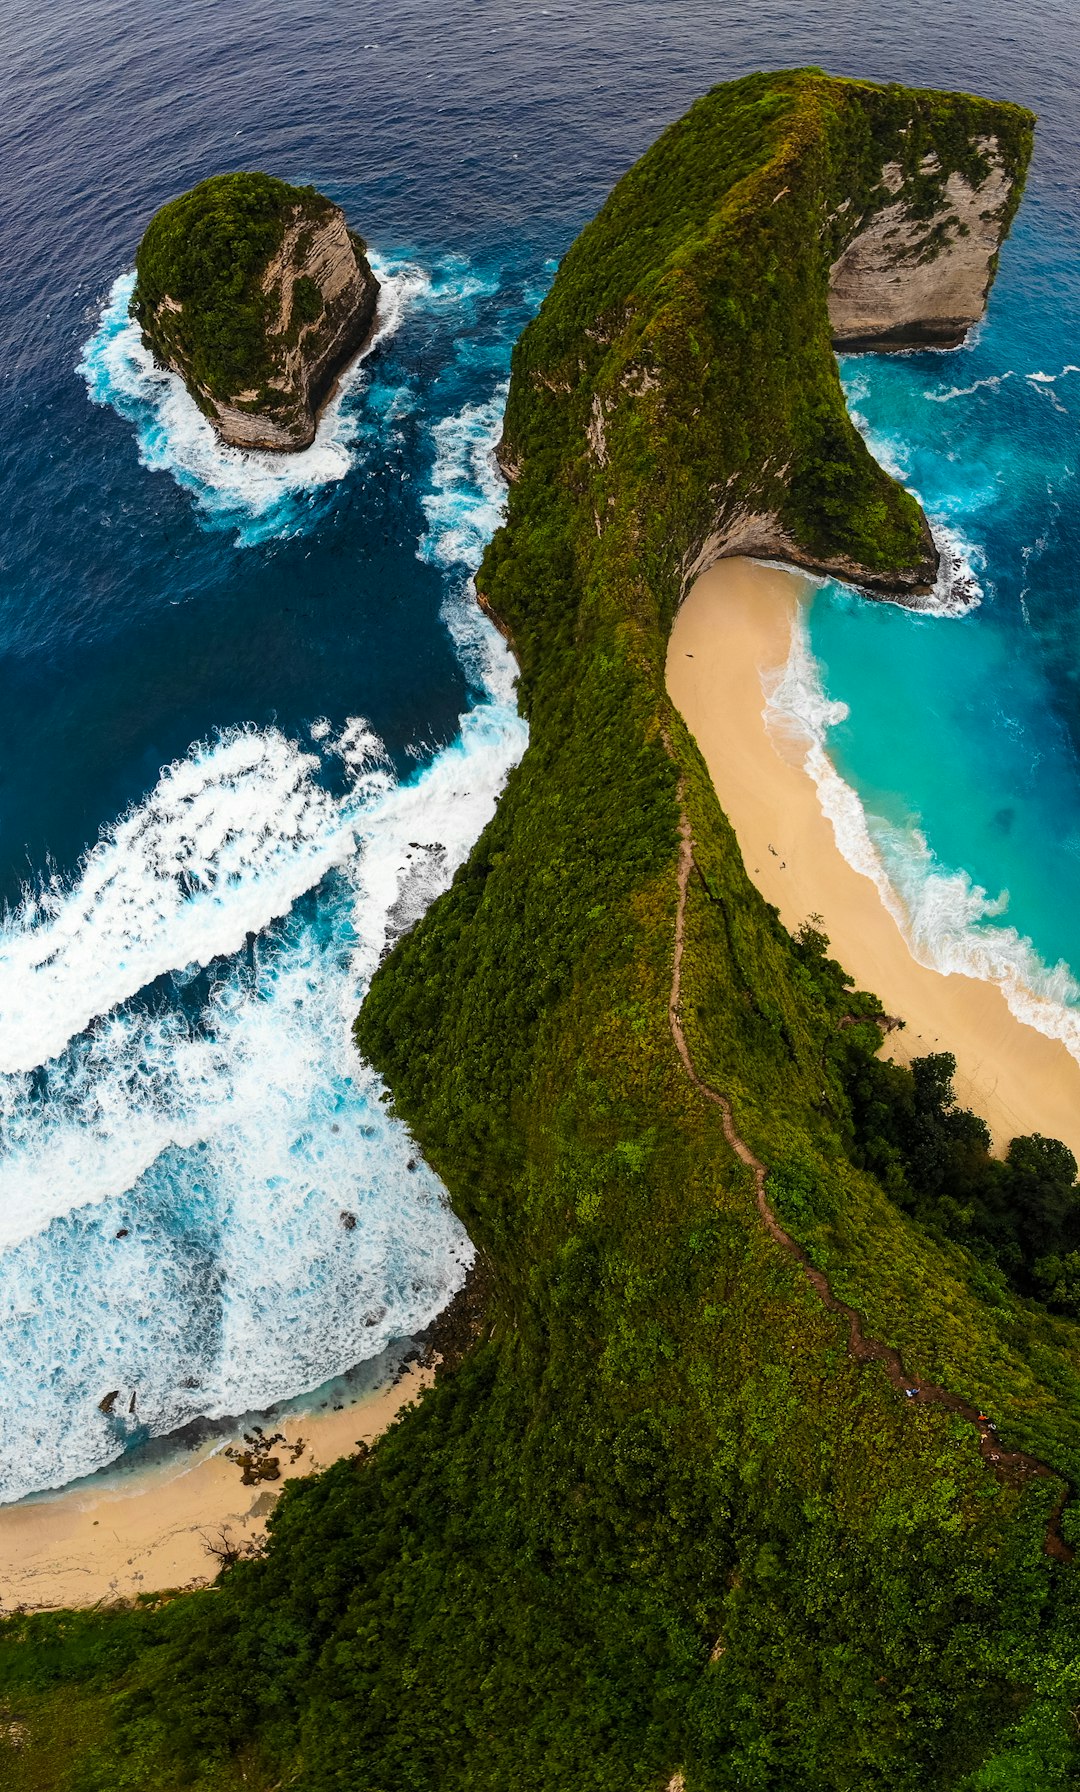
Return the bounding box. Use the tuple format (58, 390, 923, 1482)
(0, 1358, 432, 1613)
(667, 558, 1080, 1161)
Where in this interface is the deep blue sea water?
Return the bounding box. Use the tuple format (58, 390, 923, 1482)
(1, 0, 1077, 1501)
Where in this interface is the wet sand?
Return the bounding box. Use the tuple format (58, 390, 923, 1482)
(0, 1360, 432, 1612)
(667, 558, 1080, 1161)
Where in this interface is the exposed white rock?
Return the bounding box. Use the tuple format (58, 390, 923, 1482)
(828, 138, 1013, 350)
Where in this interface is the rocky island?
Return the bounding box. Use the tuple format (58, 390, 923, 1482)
(131, 172, 379, 450)
(16, 71, 1080, 1792)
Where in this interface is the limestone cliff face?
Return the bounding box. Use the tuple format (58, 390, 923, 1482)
(828, 140, 1016, 350)
(207, 207, 379, 451)
(495, 73, 1033, 603)
(132, 174, 380, 452)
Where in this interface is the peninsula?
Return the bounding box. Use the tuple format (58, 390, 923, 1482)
(131, 172, 379, 450)
(12, 72, 1080, 1792)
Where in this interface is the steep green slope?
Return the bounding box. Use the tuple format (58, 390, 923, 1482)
(10, 69, 1080, 1792)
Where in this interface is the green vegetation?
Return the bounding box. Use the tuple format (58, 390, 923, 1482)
(790, 920, 1080, 1315)
(7, 71, 1072, 1792)
(131, 172, 331, 404)
(850, 1050, 1080, 1309)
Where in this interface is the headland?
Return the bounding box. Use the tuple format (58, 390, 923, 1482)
(17, 71, 1080, 1792)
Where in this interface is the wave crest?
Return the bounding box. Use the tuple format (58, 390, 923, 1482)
(0, 346, 527, 1501)
(764, 607, 1080, 1065)
(78, 257, 429, 544)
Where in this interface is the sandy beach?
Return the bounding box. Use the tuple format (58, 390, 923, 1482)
(667, 558, 1080, 1161)
(0, 1359, 433, 1613)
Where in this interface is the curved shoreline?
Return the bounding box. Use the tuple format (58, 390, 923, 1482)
(0, 1360, 432, 1613)
(665, 761, 1072, 1560)
(666, 558, 1080, 1161)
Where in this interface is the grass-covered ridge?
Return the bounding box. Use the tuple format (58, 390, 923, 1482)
(11, 70, 1080, 1792)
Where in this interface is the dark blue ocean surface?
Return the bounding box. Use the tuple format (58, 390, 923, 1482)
(0, 0, 1077, 1499)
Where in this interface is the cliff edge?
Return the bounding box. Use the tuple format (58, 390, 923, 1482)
(827, 140, 1019, 350)
(495, 73, 1031, 599)
(131, 172, 379, 451)
(29, 78, 1080, 1792)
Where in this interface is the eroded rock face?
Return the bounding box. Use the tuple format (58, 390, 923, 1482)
(828, 139, 1014, 351)
(133, 176, 380, 452)
(680, 506, 941, 603)
(209, 207, 380, 451)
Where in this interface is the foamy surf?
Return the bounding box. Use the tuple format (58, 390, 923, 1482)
(924, 364, 1080, 401)
(77, 255, 431, 544)
(842, 364, 987, 616)
(421, 386, 509, 581)
(0, 727, 390, 1077)
(0, 360, 526, 1503)
(764, 606, 1080, 1066)
(0, 674, 518, 1498)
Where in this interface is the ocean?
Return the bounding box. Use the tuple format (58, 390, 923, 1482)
(1, 0, 1077, 1502)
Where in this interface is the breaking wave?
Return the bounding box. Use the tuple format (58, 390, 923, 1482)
(76, 253, 491, 546)
(842, 365, 987, 617)
(764, 608, 1080, 1065)
(924, 364, 1080, 402)
(0, 341, 526, 1501)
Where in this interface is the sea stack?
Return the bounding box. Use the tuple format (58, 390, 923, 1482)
(131, 172, 380, 451)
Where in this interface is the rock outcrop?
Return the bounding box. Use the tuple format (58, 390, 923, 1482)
(828, 140, 1017, 350)
(495, 73, 1032, 601)
(132, 173, 380, 452)
(207, 204, 379, 450)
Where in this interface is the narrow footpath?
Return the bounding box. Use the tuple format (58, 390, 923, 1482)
(669, 796, 1073, 1563)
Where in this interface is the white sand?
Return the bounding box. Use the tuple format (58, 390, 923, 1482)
(0, 1361, 433, 1612)
(667, 558, 1080, 1160)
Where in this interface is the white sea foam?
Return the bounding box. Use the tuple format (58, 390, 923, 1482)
(925, 371, 1015, 403)
(924, 364, 1080, 404)
(420, 386, 509, 580)
(921, 523, 986, 616)
(77, 256, 430, 543)
(0, 640, 522, 1497)
(0, 985, 471, 1499)
(842, 368, 986, 616)
(0, 701, 517, 1253)
(0, 729, 385, 1078)
(0, 352, 526, 1500)
(1026, 365, 1080, 383)
(764, 608, 1080, 1066)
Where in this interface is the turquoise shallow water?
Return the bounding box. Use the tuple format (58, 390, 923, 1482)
(796, 206, 1080, 1052)
(1, 0, 1078, 1503)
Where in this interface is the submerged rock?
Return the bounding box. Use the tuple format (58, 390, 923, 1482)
(131, 171, 380, 451)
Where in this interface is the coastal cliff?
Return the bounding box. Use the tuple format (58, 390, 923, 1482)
(131, 173, 379, 451)
(495, 76, 1029, 600)
(827, 142, 1018, 349)
(16, 74, 1080, 1792)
